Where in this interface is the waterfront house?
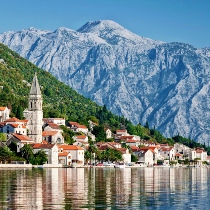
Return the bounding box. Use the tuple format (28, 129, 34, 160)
(32, 143, 59, 165)
(58, 151, 72, 165)
(7, 133, 34, 152)
(195, 148, 207, 161)
(59, 145, 84, 166)
(158, 146, 175, 161)
(116, 148, 131, 163)
(131, 146, 155, 166)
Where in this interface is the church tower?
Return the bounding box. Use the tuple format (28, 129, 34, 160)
(27, 73, 43, 143)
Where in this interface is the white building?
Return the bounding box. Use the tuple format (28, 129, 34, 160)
(69, 122, 88, 134)
(159, 146, 175, 161)
(44, 118, 65, 126)
(105, 128, 112, 139)
(42, 131, 64, 144)
(7, 133, 34, 153)
(73, 135, 88, 142)
(58, 152, 72, 165)
(59, 145, 84, 166)
(0, 107, 10, 122)
(1, 123, 27, 135)
(27, 73, 43, 143)
(32, 143, 58, 165)
(116, 148, 131, 164)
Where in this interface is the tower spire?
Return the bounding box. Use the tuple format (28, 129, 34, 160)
(30, 72, 41, 95)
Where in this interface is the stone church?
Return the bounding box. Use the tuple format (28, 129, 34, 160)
(26, 73, 43, 143)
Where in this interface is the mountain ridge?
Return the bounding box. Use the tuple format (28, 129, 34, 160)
(0, 20, 210, 143)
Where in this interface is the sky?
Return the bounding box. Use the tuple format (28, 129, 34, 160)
(1, 0, 210, 48)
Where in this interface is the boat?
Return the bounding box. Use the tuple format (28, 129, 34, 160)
(114, 162, 125, 168)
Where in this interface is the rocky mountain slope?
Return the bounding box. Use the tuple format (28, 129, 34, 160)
(1, 20, 210, 143)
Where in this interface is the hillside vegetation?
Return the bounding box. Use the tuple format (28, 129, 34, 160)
(0, 43, 209, 154)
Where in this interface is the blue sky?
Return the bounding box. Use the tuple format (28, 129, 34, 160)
(1, 0, 210, 48)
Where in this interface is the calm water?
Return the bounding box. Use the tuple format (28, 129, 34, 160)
(0, 167, 210, 209)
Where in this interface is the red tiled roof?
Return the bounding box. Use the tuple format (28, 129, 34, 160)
(126, 139, 137, 143)
(0, 107, 7, 111)
(160, 147, 173, 152)
(58, 151, 70, 157)
(59, 145, 84, 150)
(4, 117, 20, 122)
(130, 146, 140, 152)
(139, 148, 156, 154)
(120, 136, 134, 140)
(116, 148, 127, 154)
(42, 131, 58, 136)
(12, 133, 33, 142)
(77, 125, 88, 129)
(175, 153, 183, 157)
(32, 143, 56, 149)
(46, 122, 61, 130)
(75, 135, 87, 139)
(116, 130, 127, 133)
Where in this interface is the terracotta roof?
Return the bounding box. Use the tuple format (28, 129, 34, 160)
(59, 145, 84, 150)
(160, 147, 173, 152)
(139, 148, 156, 154)
(116, 130, 127, 133)
(126, 139, 137, 143)
(116, 148, 127, 154)
(196, 150, 204, 154)
(58, 152, 70, 157)
(4, 117, 20, 122)
(43, 118, 53, 123)
(75, 135, 87, 139)
(0, 107, 7, 111)
(46, 123, 61, 130)
(12, 133, 33, 142)
(8, 124, 19, 128)
(120, 136, 134, 140)
(32, 143, 56, 149)
(0, 122, 6, 128)
(41, 140, 48, 144)
(130, 146, 140, 152)
(175, 153, 183, 157)
(42, 131, 58, 136)
(77, 125, 88, 129)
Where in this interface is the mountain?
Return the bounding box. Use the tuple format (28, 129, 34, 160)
(0, 20, 210, 143)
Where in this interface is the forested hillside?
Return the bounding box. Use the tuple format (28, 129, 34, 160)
(0, 43, 209, 154)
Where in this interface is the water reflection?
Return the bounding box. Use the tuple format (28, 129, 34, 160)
(0, 167, 210, 209)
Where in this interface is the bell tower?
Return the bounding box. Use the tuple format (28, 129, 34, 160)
(27, 73, 43, 143)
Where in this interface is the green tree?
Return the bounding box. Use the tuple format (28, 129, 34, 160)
(16, 105, 23, 119)
(0, 133, 7, 141)
(131, 154, 138, 162)
(32, 150, 48, 165)
(92, 125, 106, 142)
(20, 144, 33, 163)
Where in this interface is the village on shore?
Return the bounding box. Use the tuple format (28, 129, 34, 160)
(0, 73, 209, 169)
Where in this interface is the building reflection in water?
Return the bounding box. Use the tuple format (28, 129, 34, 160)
(0, 167, 210, 209)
